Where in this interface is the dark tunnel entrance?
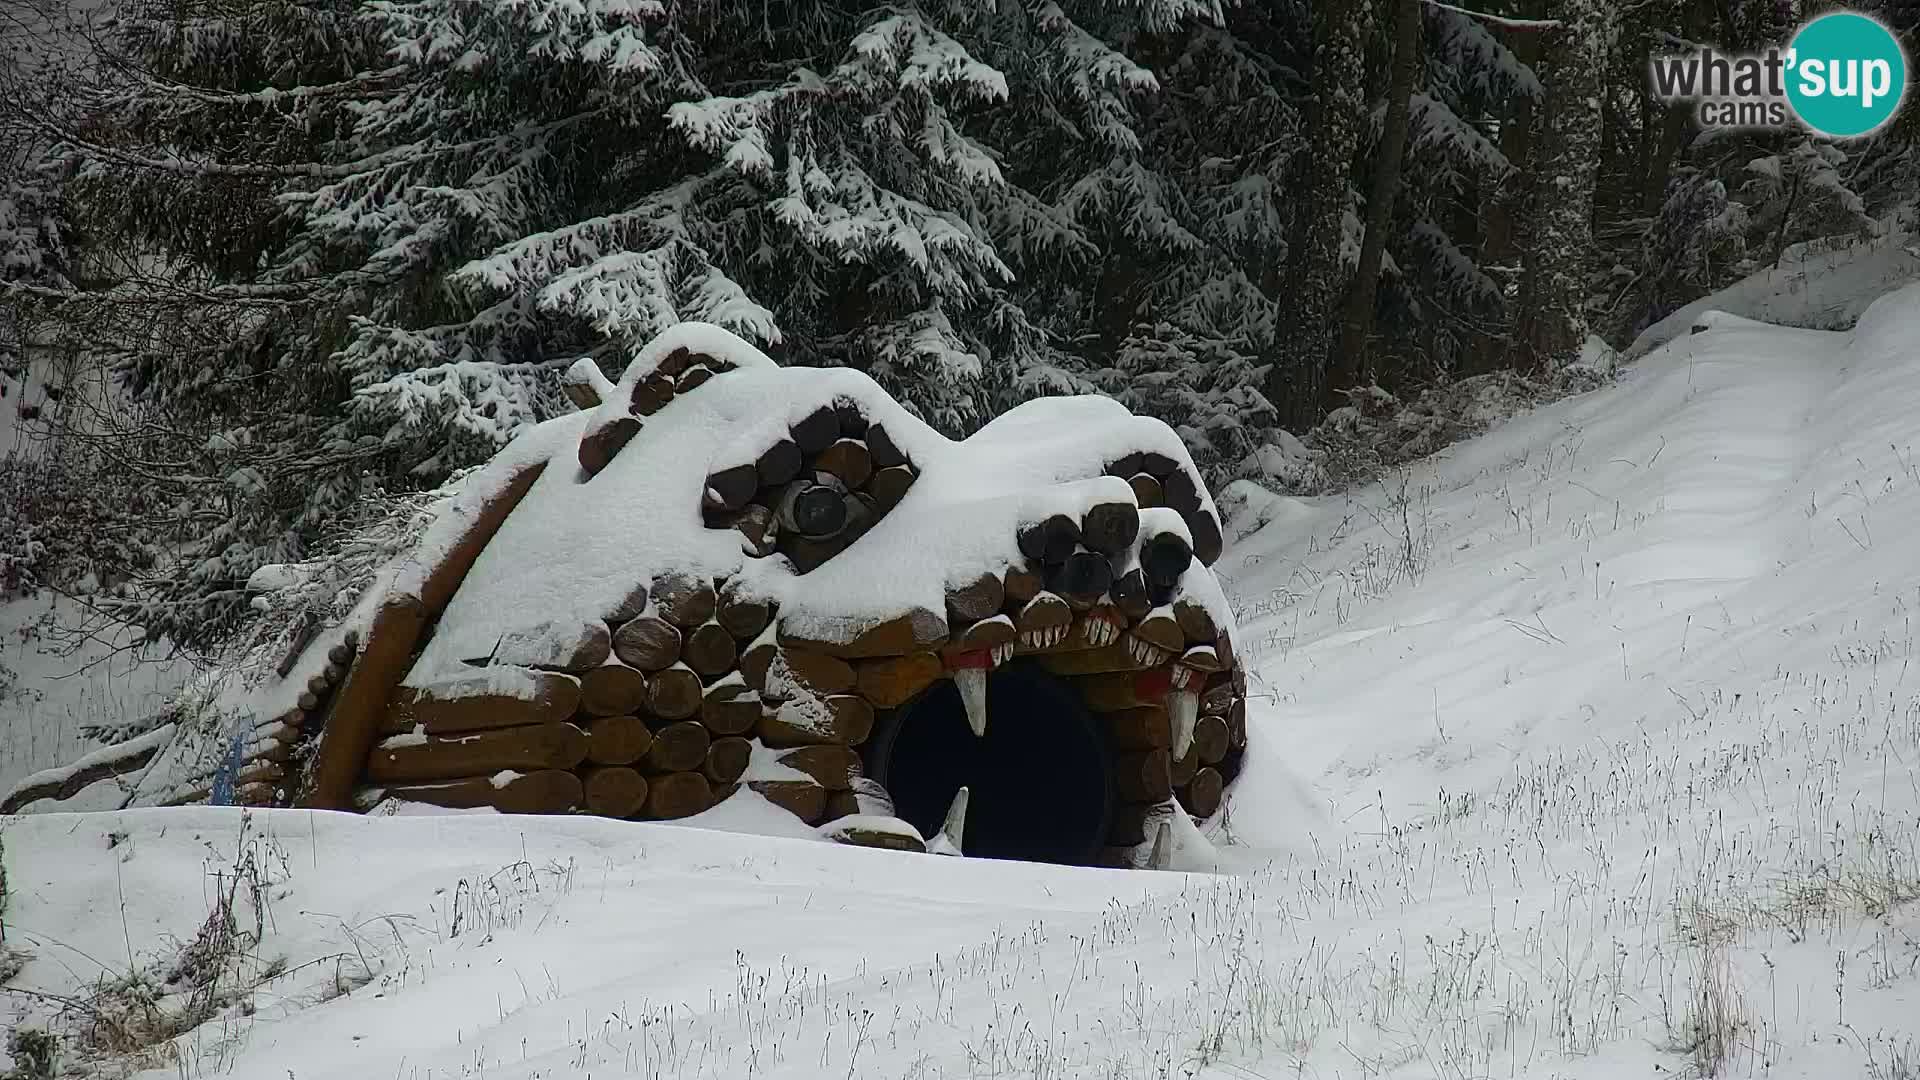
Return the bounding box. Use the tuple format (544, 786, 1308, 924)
(873, 660, 1114, 866)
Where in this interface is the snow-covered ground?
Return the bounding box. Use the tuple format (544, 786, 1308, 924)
(6, 283, 1920, 1078)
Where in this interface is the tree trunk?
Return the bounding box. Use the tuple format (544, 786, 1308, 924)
(1333, 0, 1421, 403)
(1266, 0, 1369, 432)
(1517, 0, 1605, 371)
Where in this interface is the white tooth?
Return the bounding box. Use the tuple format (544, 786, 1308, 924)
(997, 642, 1013, 664)
(1020, 630, 1036, 649)
(1167, 688, 1199, 759)
(929, 786, 969, 856)
(1146, 820, 1173, 871)
(956, 667, 988, 737)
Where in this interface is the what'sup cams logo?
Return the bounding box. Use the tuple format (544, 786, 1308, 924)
(1650, 10, 1909, 137)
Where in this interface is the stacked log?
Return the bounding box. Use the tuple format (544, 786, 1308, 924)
(1102, 451, 1223, 567)
(577, 348, 740, 479)
(700, 404, 919, 574)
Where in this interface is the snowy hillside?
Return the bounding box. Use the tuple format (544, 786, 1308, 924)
(6, 284, 1920, 1078)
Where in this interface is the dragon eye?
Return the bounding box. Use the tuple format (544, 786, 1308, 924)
(776, 477, 849, 539)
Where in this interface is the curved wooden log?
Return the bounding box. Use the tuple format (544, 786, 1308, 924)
(1194, 714, 1230, 764)
(866, 465, 915, 510)
(386, 770, 583, 815)
(1181, 767, 1224, 817)
(757, 694, 874, 747)
(1081, 502, 1140, 557)
(865, 423, 907, 469)
(749, 779, 827, 824)
(653, 573, 718, 629)
(683, 621, 738, 677)
(815, 438, 873, 490)
(776, 746, 862, 790)
(855, 652, 943, 708)
(700, 679, 762, 736)
(702, 464, 759, 516)
(1127, 472, 1162, 509)
(757, 438, 804, 488)
(792, 406, 839, 454)
(366, 723, 589, 785)
(1110, 567, 1152, 622)
(944, 572, 1005, 625)
(1114, 750, 1173, 803)
(579, 416, 640, 477)
(716, 588, 774, 641)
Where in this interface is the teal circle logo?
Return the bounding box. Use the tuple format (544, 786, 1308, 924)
(1785, 12, 1907, 138)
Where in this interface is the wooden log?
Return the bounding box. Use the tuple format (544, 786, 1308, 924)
(367, 722, 589, 784)
(382, 664, 583, 737)
(950, 614, 1016, 652)
(1017, 514, 1081, 564)
(1106, 451, 1143, 478)
(1194, 714, 1230, 764)
(585, 714, 654, 766)
(327, 641, 355, 666)
(303, 596, 429, 809)
(739, 629, 778, 687)
(1114, 750, 1173, 802)
(1003, 565, 1044, 605)
(607, 581, 650, 623)
(1141, 531, 1193, 589)
(825, 823, 926, 852)
(792, 405, 839, 454)
(721, 503, 778, 558)
(656, 346, 694, 377)
(840, 491, 878, 542)
(756, 649, 856, 698)
(1228, 698, 1248, 749)
(611, 614, 682, 672)
(1181, 767, 1224, 817)
(645, 771, 712, 819)
(702, 463, 760, 516)
(815, 438, 873, 490)
(777, 607, 947, 659)
(683, 621, 738, 678)
(700, 678, 762, 735)
(1081, 501, 1141, 557)
(1104, 706, 1173, 751)
(757, 694, 874, 747)
(1161, 467, 1202, 517)
(749, 779, 828, 824)
(865, 464, 915, 510)
(703, 737, 752, 784)
(1174, 596, 1218, 645)
(583, 767, 650, 818)
(777, 746, 861, 790)
(387, 770, 583, 815)
(161, 762, 289, 808)
(579, 416, 640, 477)
(1016, 592, 1073, 636)
(830, 398, 866, 437)
(641, 721, 711, 773)
(716, 587, 774, 641)
(757, 438, 804, 488)
(1138, 450, 1179, 477)
(306, 672, 332, 698)
(865, 423, 907, 469)
(579, 663, 649, 717)
(1132, 606, 1186, 652)
(631, 373, 674, 416)
(854, 652, 942, 708)
(1110, 567, 1152, 621)
(298, 690, 321, 711)
(653, 573, 718, 629)
(1046, 551, 1113, 610)
(945, 572, 1005, 625)
(646, 663, 704, 720)
(1037, 642, 1150, 678)
(1201, 677, 1234, 715)
(782, 532, 850, 574)
(823, 789, 861, 823)
(1179, 644, 1222, 673)
(1127, 472, 1162, 509)
(1215, 630, 1237, 673)
(674, 366, 712, 393)
(1190, 511, 1224, 567)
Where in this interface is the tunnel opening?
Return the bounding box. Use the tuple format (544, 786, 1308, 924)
(873, 660, 1114, 866)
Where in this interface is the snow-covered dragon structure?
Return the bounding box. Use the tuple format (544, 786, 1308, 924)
(8, 325, 1250, 868)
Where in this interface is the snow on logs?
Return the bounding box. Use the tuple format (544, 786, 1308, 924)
(701, 405, 918, 574)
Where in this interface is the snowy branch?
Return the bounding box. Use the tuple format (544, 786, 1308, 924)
(1420, 0, 1563, 31)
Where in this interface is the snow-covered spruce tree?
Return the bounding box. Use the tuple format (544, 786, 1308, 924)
(35, 0, 1216, 645)
(1266, 0, 1368, 429)
(1515, 0, 1604, 369)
